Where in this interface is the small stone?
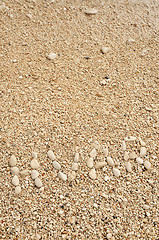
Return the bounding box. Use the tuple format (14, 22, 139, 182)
(74, 152, 79, 162)
(124, 151, 129, 161)
(144, 161, 151, 170)
(35, 178, 42, 188)
(129, 152, 137, 159)
(101, 192, 108, 198)
(89, 168, 97, 179)
(122, 141, 126, 151)
(93, 140, 101, 150)
(31, 170, 39, 179)
(126, 162, 132, 172)
(136, 157, 143, 164)
(11, 167, 19, 175)
(32, 152, 37, 159)
(47, 52, 57, 60)
(90, 148, 97, 159)
(12, 175, 19, 186)
(58, 172, 67, 181)
(101, 46, 110, 54)
(143, 204, 149, 210)
(107, 233, 112, 239)
(31, 159, 40, 169)
(53, 160, 61, 170)
(87, 158, 94, 168)
(68, 171, 76, 181)
(125, 136, 136, 142)
(100, 80, 107, 86)
(15, 186, 21, 194)
(85, 9, 97, 15)
(72, 163, 78, 171)
(104, 176, 110, 181)
(140, 147, 146, 157)
(126, 38, 135, 44)
(36, 234, 41, 240)
(9, 155, 17, 167)
(95, 161, 106, 169)
(113, 168, 120, 177)
(47, 150, 55, 160)
(103, 147, 108, 157)
(138, 137, 146, 146)
(107, 157, 114, 167)
(20, 170, 30, 177)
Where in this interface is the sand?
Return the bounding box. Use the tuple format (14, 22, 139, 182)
(0, 0, 158, 239)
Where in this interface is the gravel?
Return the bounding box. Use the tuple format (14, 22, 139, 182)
(31, 170, 39, 180)
(52, 160, 61, 170)
(107, 157, 114, 167)
(58, 172, 67, 181)
(144, 160, 151, 170)
(95, 161, 106, 169)
(35, 178, 42, 188)
(12, 175, 19, 186)
(113, 168, 120, 177)
(15, 186, 21, 195)
(9, 155, 17, 167)
(11, 167, 19, 175)
(89, 168, 97, 179)
(87, 157, 94, 168)
(31, 159, 40, 169)
(140, 147, 147, 157)
(47, 150, 56, 160)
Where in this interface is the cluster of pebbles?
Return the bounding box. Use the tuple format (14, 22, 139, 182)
(9, 136, 152, 194)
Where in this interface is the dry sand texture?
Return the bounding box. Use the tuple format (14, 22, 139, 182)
(0, 0, 159, 239)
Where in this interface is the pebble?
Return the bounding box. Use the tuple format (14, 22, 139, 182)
(126, 162, 132, 172)
(136, 157, 143, 164)
(52, 160, 61, 170)
(11, 167, 19, 175)
(47, 52, 57, 60)
(138, 137, 146, 146)
(15, 186, 21, 195)
(58, 172, 67, 181)
(89, 168, 97, 180)
(107, 157, 114, 167)
(104, 176, 110, 181)
(9, 155, 17, 167)
(47, 150, 55, 160)
(87, 158, 94, 168)
(74, 152, 79, 162)
(32, 152, 37, 159)
(31, 170, 39, 180)
(95, 161, 106, 169)
(107, 233, 112, 239)
(99, 80, 107, 86)
(124, 151, 129, 161)
(31, 159, 40, 169)
(122, 141, 126, 151)
(140, 147, 146, 157)
(36, 234, 41, 240)
(12, 175, 19, 186)
(101, 46, 110, 54)
(125, 136, 136, 142)
(90, 148, 97, 159)
(126, 38, 135, 44)
(113, 168, 120, 177)
(144, 161, 151, 170)
(143, 204, 149, 210)
(72, 162, 78, 171)
(35, 178, 42, 188)
(93, 140, 101, 150)
(68, 171, 76, 181)
(129, 152, 137, 159)
(20, 170, 30, 177)
(84, 9, 98, 15)
(103, 147, 108, 157)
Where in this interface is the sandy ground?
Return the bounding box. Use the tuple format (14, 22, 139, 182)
(0, 0, 159, 239)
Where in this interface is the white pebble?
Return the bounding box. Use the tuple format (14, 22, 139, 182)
(85, 9, 97, 15)
(125, 136, 136, 142)
(100, 80, 107, 86)
(32, 152, 37, 159)
(15, 186, 21, 195)
(104, 176, 110, 181)
(136, 157, 143, 164)
(144, 161, 151, 170)
(140, 147, 146, 157)
(87, 158, 94, 168)
(74, 152, 79, 162)
(47, 150, 55, 160)
(36, 234, 41, 240)
(138, 137, 146, 146)
(68, 171, 76, 181)
(89, 168, 97, 180)
(122, 141, 126, 151)
(9, 155, 17, 167)
(126, 38, 135, 44)
(53, 161, 61, 170)
(58, 172, 67, 181)
(31, 159, 40, 169)
(20, 170, 30, 177)
(72, 162, 78, 171)
(129, 152, 137, 159)
(113, 168, 120, 177)
(93, 140, 101, 150)
(107, 233, 112, 239)
(35, 178, 42, 188)
(126, 162, 132, 172)
(101, 46, 110, 54)
(11, 167, 19, 175)
(47, 52, 57, 60)
(90, 148, 97, 159)
(12, 175, 19, 186)
(143, 204, 149, 210)
(107, 157, 114, 167)
(103, 147, 108, 157)
(95, 161, 106, 169)
(124, 151, 129, 161)
(31, 170, 39, 180)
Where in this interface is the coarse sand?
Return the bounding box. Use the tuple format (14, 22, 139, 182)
(0, 0, 158, 239)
